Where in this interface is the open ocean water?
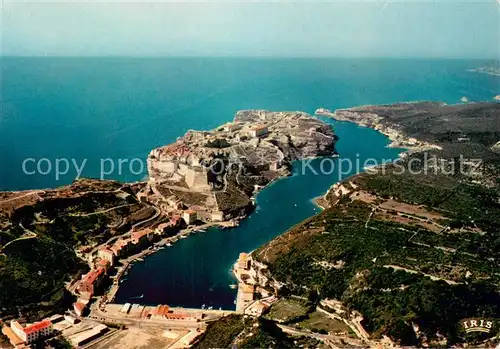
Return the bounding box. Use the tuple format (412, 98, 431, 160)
(1, 57, 498, 309)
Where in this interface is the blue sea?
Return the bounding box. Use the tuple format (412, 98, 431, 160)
(1, 57, 498, 309)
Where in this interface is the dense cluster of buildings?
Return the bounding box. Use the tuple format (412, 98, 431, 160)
(72, 214, 189, 316)
(233, 252, 275, 316)
(147, 119, 272, 195)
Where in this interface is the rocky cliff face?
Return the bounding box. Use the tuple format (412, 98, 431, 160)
(316, 104, 442, 152)
(145, 110, 336, 217)
(147, 110, 336, 189)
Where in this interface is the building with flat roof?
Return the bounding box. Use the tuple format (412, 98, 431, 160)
(120, 303, 132, 314)
(97, 248, 115, 266)
(249, 124, 269, 138)
(238, 252, 250, 270)
(2, 326, 24, 347)
(69, 324, 108, 347)
(183, 209, 198, 225)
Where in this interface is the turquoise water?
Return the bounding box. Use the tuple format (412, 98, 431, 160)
(114, 119, 404, 309)
(1, 57, 498, 190)
(2, 57, 498, 309)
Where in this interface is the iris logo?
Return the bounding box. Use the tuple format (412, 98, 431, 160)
(461, 319, 494, 334)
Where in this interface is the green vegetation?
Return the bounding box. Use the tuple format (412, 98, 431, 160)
(191, 315, 248, 348)
(266, 298, 310, 323)
(0, 237, 84, 319)
(192, 315, 320, 349)
(348, 268, 500, 345)
(295, 311, 350, 335)
(0, 179, 152, 320)
(255, 165, 500, 345)
(239, 318, 319, 349)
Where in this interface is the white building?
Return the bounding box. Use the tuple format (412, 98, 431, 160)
(183, 210, 198, 225)
(97, 247, 115, 266)
(10, 320, 53, 344)
(249, 125, 269, 138)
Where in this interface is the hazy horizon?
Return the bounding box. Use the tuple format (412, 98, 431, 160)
(2, 0, 499, 59)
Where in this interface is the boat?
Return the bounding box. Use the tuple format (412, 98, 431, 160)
(208, 306, 213, 310)
(180, 235, 187, 239)
(166, 243, 172, 247)
(130, 294, 144, 299)
(229, 284, 238, 289)
(198, 228, 207, 233)
(201, 304, 206, 309)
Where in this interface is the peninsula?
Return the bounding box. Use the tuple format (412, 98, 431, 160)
(145, 109, 336, 221)
(214, 101, 500, 348)
(0, 110, 337, 348)
(2, 102, 500, 348)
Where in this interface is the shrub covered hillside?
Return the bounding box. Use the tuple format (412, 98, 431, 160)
(254, 160, 500, 346)
(0, 179, 156, 320)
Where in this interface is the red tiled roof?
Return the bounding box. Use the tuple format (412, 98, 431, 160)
(111, 238, 130, 252)
(98, 259, 110, 267)
(73, 302, 86, 312)
(23, 320, 52, 335)
(165, 313, 188, 320)
(251, 124, 267, 131)
(131, 229, 151, 241)
(168, 215, 182, 224)
(82, 267, 104, 285)
(151, 305, 170, 316)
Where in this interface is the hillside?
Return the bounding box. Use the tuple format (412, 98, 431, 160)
(0, 179, 156, 320)
(251, 102, 500, 346)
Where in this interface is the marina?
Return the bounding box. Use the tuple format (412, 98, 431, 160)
(114, 118, 406, 309)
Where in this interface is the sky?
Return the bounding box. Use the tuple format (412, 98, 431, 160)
(1, 0, 499, 58)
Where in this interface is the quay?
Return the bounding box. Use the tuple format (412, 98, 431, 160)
(89, 302, 236, 327)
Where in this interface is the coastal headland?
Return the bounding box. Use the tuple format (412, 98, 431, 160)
(226, 101, 500, 348)
(0, 110, 338, 347)
(2, 102, 500, 348)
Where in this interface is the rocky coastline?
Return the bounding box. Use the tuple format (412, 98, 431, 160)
(240, 101, 500, 347)
(315, 105, 442, 153)
(144, 109, 337, 224)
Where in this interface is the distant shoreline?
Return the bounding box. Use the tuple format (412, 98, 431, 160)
(467, 68, 500, 77)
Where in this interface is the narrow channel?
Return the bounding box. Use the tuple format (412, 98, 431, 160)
(115, 118, 405, 309)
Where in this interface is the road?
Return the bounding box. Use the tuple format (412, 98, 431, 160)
(87, 301, 231, 330)
(68, 204, 133, 217)
(131, 205, 161, 229)
(0, 190, 44, 205)
(0, 224, 38, 252)
(277, 324, 341, 348)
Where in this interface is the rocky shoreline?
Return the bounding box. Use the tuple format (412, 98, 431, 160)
(315, 106, 442, 154)
(143, 110, 337, 224)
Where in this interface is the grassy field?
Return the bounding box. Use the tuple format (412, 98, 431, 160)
(265, 298, 309, 323)
(295, 311, 352, 335)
